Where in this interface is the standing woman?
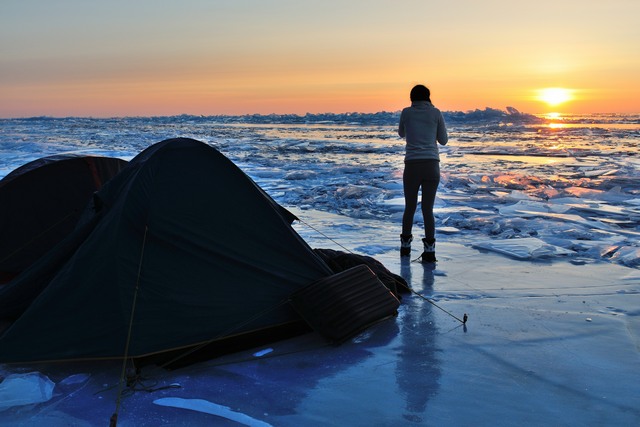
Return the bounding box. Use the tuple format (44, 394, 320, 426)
(398, 84, 448, 262)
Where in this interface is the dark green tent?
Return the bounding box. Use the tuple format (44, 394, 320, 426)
(0, 154, 127, 283)
(0, 138, 337, 364)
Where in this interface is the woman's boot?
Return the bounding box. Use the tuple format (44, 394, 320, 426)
(400, 234, 413, 257)
(421, 238, 437, 263)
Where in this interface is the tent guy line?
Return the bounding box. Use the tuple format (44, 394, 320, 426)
(297, 216, 467, 325)
(112, 225, 149, 427)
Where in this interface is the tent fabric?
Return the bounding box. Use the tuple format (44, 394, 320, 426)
(0, 154, 128, 282)
(290, 265, 400, 344)
(0, 138, 333, 363)
(313, 248, 410, 297)
(0, 215, 101, 321)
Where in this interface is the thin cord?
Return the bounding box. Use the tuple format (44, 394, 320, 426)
(297, 218, 352, 253)
(99, 298, 297, 404)
(111, 225, 149, 427)
(401, 284, 466, 324)
(297, 217, 466, 325)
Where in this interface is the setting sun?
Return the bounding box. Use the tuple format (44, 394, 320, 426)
(1, 2, 639, 117)
(537, 88, 573, 107)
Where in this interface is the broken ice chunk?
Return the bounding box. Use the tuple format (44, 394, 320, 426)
(0, 372, 54, 411)
(472, 237, 574, 260)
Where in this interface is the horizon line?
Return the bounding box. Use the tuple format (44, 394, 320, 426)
(1, 108, 638, 121)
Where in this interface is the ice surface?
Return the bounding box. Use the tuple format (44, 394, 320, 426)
(252, 348, 274, 357)
(472, 237, 575, 259)
(0, 213, 638, 426)
(0, 112, 638, 425)
(153, 397, 273, 426)
(58, 373, 91, 386)
(1, 112, 638, 269)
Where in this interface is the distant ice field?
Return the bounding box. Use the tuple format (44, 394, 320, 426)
(1, 109, 638, 267)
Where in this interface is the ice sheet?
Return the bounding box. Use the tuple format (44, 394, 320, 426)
(0, 112, 638, 425)
(153, 397, 273, 426)
(0, 113, 637, 270)
(0, 216, 638, 426)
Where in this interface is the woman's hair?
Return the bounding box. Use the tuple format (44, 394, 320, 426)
(410, 85, 431, 102)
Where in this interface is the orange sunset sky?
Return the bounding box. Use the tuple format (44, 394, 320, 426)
(1, 0, 639, 118)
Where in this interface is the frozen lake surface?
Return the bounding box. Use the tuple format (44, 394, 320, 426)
(0, 229, 638, 426)
(0, 110, 639, 425)
(1, 110, 638, 268)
